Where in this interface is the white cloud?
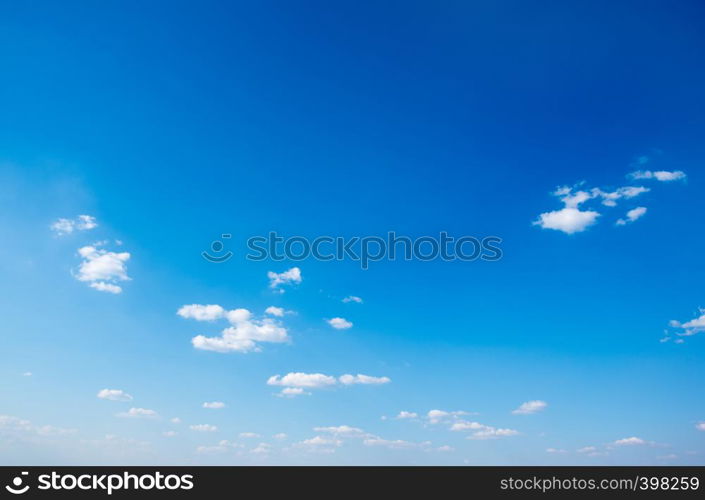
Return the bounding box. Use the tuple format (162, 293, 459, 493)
(239, 432, 260, 438)
(593, 186, 649, 206)
(395, 411, 418, 420)
(534, 207, 600, 234)
(616, 206, 647, 226)
(273, 433, 288, 440)
(250, 442, 272, 455)
(469, 427, 520, 440)
(50, 215, 98, 235)
(696, 422, 705, 431)
(546, 448, 567, 454)
(264, 306, 285, 317)
(162, 431, 177, 437)
(170, 417, 181, 424)
(267, 372, 390, 396)
(22, 372, 32, 377)
(294, 435, 342, 454)
(190, 424, 217, 432)
(534, 169, 682, 235)
(327, 317, 353, 330)
(614, 436, 646, 446)
(97, 389, 133, 402)
(669, 309, 705, 337)
(75, 244, 131, 294)
(179, 305, 290, 353)
(339, 374, 390, 385)
(202, 401, 226, 409)
(629, 170, 686, 181)
(426, 409, 470, 424)
(267, 267, 302, 290)
(512, 400, 548, 415)
(342, 296, 363, 304)
(449, 419, 519, 440)
(177, 304, 225, 321)
(117, 408, 157, 419)
(268, 372, 338, 389)
(313, 425, 368, 438)
(278, 387, 309, 397)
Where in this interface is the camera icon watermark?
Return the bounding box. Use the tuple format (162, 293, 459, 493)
(201, 234, 233, 263)
(5, 471, 30, 495)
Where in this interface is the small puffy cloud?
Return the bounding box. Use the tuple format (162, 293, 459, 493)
(339, 374, 390, 385)
(50, 215, 98, 236)
(395, 411, 418, 420)
(170, 417, 181, 424)
(239, 432, 260, 438)
(162, 431, 177, 437)
(695, 422, 705, 431)
(512, 400, 548, 415)
(190, 424, 217, 432)
(273, 433, 287, 440)
(267, 267, 302, 291)
(180, 305, 290, 354)
(534, 207, 600, 234)
(264, 306, 285, 317)
(342, 296, 363, 304)
(22, 372, 32, 377)
(616, 206, 647, 225)
(202, 401, 226, 409)
(177, 304, 225, 321)
(546, 448, 567, 454)
(327, 317, 353, 330)
(251, 443, 272, 455)
(279, 387, 308, 398)
(117, 408, 157, 418)
(669, 309, 705, 337)
(629, 170, 686, 181)
(614, 437, 647, 446)
(97, 389, 133, 402)
(75, 244, 131, 294)
(426, 409, 470, 424)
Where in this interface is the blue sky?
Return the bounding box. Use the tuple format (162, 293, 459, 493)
(1, 0, 704, 465)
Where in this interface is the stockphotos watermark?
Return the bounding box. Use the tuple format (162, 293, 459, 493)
(202, 231, 503, 269)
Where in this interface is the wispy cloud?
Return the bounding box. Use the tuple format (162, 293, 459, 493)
(512, 400, 548, 415)
(628, 170, 686, 181)
(202, 401, 226, 409)
(116, 408, 158, 419)
(97, 389, 133, 402)
(342, 295, 363, 304)
(616, 206, 647, 226)
(267, 372, 390, 397)
(267, 267, 302, 291)
(50, 215, 98, 236)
